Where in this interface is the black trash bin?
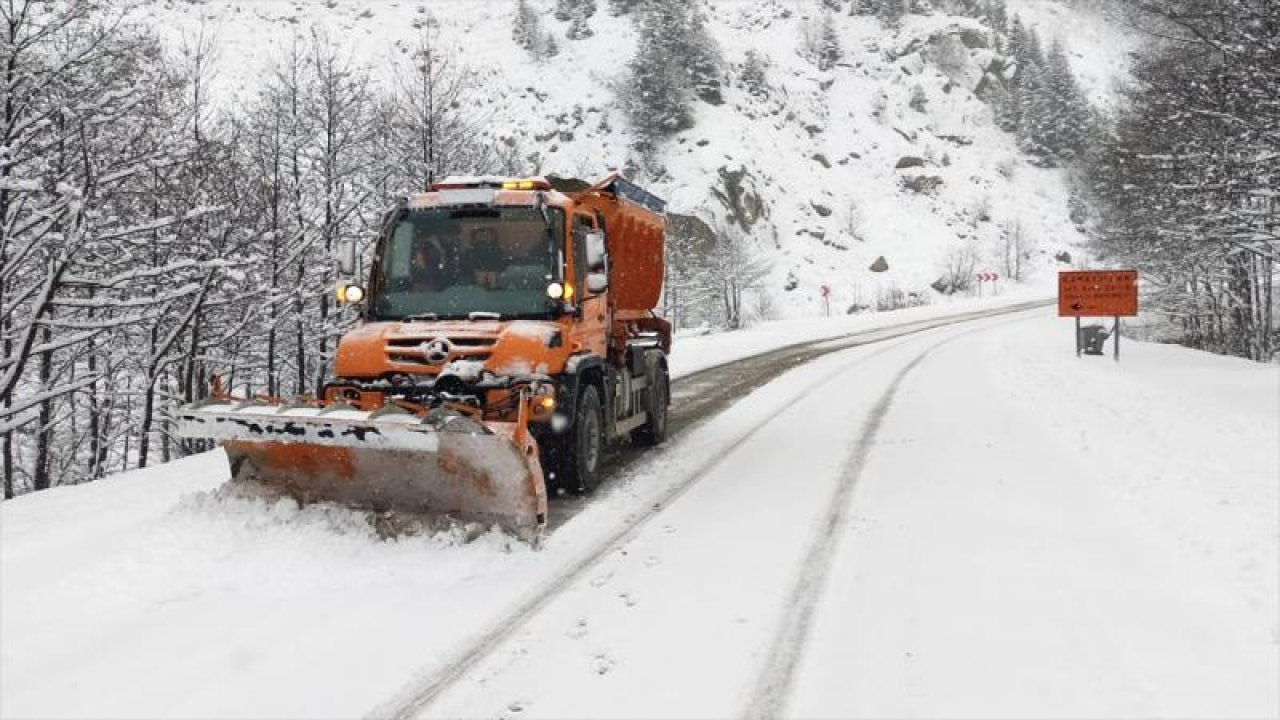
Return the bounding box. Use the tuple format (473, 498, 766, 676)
(1079, 324, 1110, 355)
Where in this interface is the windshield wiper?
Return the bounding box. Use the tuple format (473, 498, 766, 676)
(468, 311, 501, 322)
(403, 313, 438, 322)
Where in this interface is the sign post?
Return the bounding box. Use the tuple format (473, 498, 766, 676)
(1058, 270, 1139, 362)
(820, 283, 831, 317)
(975, 271, 998, 297)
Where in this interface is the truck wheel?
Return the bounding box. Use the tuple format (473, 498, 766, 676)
(631, 363, 669, 446)
(559, 384, 603, 494)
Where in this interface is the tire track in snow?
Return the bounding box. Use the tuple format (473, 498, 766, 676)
(373, 345, 927, 720)
(548, 299, 1052, 531)
(371, 305, 1049, 720)
(742, 317, 1028, 719)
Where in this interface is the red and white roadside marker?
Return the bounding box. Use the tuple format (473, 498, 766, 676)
(975, 271, 999, 297)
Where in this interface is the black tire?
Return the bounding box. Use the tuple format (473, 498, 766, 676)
(551, 383, 604, 494)
(631, 362, 669, 446)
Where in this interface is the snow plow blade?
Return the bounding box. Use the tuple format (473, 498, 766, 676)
(175, 401, 547, 541)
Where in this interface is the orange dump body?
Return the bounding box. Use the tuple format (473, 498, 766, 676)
(569, 173, 667, 314)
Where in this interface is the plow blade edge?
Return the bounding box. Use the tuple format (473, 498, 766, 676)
(175, 403, 547, 541)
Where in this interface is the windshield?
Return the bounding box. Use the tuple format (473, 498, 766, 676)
(370, 206, 564, 321)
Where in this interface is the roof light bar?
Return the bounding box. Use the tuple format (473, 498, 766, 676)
(431, 176, 551, 192)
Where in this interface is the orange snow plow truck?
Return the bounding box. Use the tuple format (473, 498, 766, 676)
(176, 174, 670, 542)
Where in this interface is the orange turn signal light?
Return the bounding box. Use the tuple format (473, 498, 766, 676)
(530, 394, 556, 418)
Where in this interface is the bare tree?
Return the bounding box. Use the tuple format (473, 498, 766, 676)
(935, 240, 981, 294)
(385, 28, 491, 190)
(1000, 219, 1030, 282)
(711, 221, 772, 330)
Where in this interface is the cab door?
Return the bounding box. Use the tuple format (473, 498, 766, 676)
(572, 212, 609, 358)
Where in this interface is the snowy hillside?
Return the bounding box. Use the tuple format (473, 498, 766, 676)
(1009, 0, 1136, 105)
(142, 0, 1119, 317)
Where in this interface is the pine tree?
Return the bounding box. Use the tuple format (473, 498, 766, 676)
(512, 0, 539, 51)
(1007, 16, 1030, 73)
(556, 0, 596, 36)
(1043, 38, 1087, 157)
(670, 0, 723, 104)
(989, 80, 1018, 131)
(621, 0, 724, 154)
(984, 0, 1007, 31)
(541, 32, 560, 58)
(567, 4, 595, 39)
(817, 12, 843, 71)
(1014, 57, 1051, 158)
(739, 50, 769, 98)
(878, 0, 906, 27)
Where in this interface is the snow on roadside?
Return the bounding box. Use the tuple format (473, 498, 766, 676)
(989, 318, 1280, 639)
(670, 290, 1050, 379)
(1, 451, 546, 719)
(792, 313, 1278, 718)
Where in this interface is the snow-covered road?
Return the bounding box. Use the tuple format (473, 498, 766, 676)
(408, 310, 1279, 720)
(3, 306, 1276, 719)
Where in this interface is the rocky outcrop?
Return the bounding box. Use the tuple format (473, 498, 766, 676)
(666, 212, 718, 255)
(900, 174, 944, 194)
(710, 165, 767, 230)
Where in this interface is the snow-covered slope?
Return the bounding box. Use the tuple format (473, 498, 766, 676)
(140, 0, 1125, 318)
(1010, 0, 1137, 106)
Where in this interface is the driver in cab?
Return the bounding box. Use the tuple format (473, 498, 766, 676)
(409, 233, 447, 292)
(466, 227, 505, 289)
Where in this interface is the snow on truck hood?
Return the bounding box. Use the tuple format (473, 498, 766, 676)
(335, 319, 564, 379)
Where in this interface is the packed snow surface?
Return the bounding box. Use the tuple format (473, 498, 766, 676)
(3, 301, 1276, 719)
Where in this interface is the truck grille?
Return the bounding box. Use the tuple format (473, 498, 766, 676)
(385, 336, 495, 368)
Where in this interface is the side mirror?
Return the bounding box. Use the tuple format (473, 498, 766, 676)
(584, 230, 607, 272)
(586, 272, 608, 294)
(336, 240, 356, 276)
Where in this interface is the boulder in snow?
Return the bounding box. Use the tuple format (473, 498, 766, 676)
(900, 174, 944, 194)
(711, 165, 767, 231)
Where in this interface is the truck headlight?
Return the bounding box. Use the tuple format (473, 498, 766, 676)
(337, 283, 365, 303)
